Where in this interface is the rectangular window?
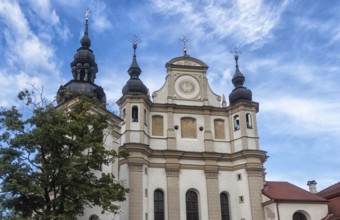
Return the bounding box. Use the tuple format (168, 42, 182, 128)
(152, 115, 164, 136)
(181, 117, 197, 139)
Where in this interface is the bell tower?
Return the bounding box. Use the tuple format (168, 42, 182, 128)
(116, 37, 151, 220)
(227, 50, 265, 220)
(56, 9, 105, 106)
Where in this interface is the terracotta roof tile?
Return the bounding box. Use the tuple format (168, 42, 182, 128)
(262, 181, 327, 202)
(318, 182, 340, 198)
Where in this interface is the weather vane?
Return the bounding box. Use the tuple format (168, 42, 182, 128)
(230, 47, 242, 67)
(179, 37, 190, 56)
(129, 35, 141, 55)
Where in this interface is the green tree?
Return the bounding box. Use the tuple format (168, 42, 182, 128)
(0, 90, 128, 219)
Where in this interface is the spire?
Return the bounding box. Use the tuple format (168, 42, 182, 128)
(122, 35, 148, 96)
(80, 8, 91, 48)
(56, 7, 106, 105)
(222, 94, 227, 107)
(128, 35, 141, 77)
(231, 47, 245, 88)
(228, 48, 252, 105)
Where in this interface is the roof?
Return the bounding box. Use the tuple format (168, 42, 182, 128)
(318, 182, 340, 198)
(262, 181, 327, 202)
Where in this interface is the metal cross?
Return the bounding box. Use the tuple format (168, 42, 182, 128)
(179, 37, 191, 56)
(230, 47, 242, 66)
(129, 35, 141, 55)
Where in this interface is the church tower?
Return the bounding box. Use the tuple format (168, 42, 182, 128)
(56, 11, 106, 106)
(227, 51, 265, 220)
(116, 39, 151, 220)
(55, 12, 122, 220)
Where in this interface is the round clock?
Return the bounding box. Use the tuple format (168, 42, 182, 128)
(174, 75, 200, 99)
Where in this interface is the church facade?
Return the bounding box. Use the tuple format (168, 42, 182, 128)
(56, 18, 330, 220)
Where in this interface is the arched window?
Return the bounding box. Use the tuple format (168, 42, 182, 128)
(293, 212, 307, 220)
(154, 190, 164, 220)
(220, 193, 230, 220)
(214, 119, 225, 139)
(186, 190, 199, 220)
(152, 115, 164, 136)
(132, 106, 138, 122)
(181, 117, 197, 139)
(233, 115, 240, 131)
(89, 214, 99, 220)
(246, 113, 252, 129)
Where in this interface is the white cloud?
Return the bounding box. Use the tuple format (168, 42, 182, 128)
(261, 96, 340, 135)
(150, 0, 289, 47)
(0, 0, 64, 106)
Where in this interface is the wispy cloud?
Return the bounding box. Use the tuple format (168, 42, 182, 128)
(149, 0, 289, 47)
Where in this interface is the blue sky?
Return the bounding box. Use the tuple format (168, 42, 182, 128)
(0, 0, 339, 191)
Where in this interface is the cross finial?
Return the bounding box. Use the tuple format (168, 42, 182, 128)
(85, 8, 90, 21)
(179, 37, 190, 56)
(129, 35, 141, 56)
(230, 47, 242, 67)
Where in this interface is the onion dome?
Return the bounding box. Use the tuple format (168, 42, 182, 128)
(56, 12, 106, 105)
(229, 54, 252, 105)
(122, 40, 148, 95)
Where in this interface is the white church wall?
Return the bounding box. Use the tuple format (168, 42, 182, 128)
(149, 138, 167, 150)
(219, 169, 252, 220)
(179, 169, 208, 220)
(148, 167, 168, 220)
(214, 141, 231, 153)
(277, 203, 328, 220)
(143, 165, 149, 220)
(174, 113, 205, 152)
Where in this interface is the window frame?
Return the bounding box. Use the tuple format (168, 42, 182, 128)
(154, 189, 165, 220)
(186, 190, 199, 220)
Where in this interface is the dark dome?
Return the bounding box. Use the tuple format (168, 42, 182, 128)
(122, 78, 148, 95)
(228, 58, 252, 105)
(229, 86, 252, 104)
(121, 43, 148, 96)
(57, 81, 106, 105)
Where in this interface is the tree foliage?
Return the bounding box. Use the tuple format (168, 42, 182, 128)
(0, 90, 128, 219)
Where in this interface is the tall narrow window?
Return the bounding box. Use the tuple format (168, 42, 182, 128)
(186, 190, 199, 220)
(154, 190, 164, 220)
(144, 109, 147, 125)
(233, 115, 240, 131)
(220, 193, 230, 220)
(214, 119, 225, 139)
(152, 115, 164, 136)
(246, 113, 252, 129)
(121, 108, 126, 120)
(132, 106, 138, 122)
(181, 117, 197, 138)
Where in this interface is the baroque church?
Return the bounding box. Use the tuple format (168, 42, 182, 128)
(55, 15, 338, 220)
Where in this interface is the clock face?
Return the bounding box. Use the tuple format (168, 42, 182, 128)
(174, 75, 200, 99)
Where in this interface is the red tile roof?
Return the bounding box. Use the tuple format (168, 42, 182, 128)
(262, 181, 327, 202)
(318, 182, 340, 198)
(318, 182, 340, 218)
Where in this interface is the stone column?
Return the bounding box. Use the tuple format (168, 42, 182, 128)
(128, 165, 143, 220)
(247, 169, 265, 220)
(205, 162, 221, 220)
(165, 163, 180, 220)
